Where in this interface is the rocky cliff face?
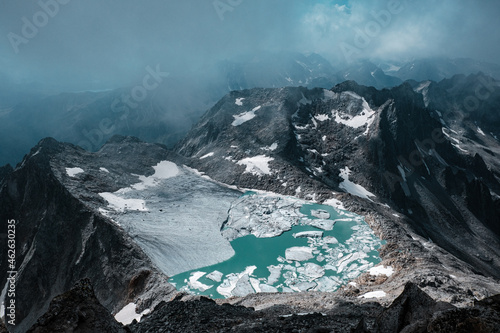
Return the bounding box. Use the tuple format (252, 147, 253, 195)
(175, 77, 500, 279)
(0, 137, 176, 332)
(26, 279, 127, 333)
(27, 279, 500, 333)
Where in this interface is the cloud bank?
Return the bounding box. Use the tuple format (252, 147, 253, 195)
(0, 0, 498, 91)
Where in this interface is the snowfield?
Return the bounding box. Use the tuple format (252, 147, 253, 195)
(237, 155, 274, 175)
(339, 167, 376, 201)
(232, 106, 262, 126)
(131, 160, 180, 190)
(66, 167, 84, 177)
(98, 193, 147, 212)
(331, 92, 376, 135)
(200, 152, 215, 159)
(115, 303, 150, 325)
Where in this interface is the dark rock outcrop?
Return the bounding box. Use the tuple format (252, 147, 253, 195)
(0, 137, 175, 332)
(27, 279, 128, 333)
(376, 282, 454, 332)
(0, 164, 12, 186)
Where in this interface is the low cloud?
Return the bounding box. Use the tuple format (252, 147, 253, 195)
(0, 0, 498, 91)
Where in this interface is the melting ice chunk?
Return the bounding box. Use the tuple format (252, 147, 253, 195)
(188, 272, 213, 292)
(293, 231, 323, 238)
(297, 263, 325, 279)
(285, 247, 314, 261)
(206, 270, 224, 282)
(311, 209, 330, 219)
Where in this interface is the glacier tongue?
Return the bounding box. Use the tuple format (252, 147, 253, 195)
(98, 164, 242, 276)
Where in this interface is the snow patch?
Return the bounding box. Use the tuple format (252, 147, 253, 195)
(339, 167, 375, 201)
(66, 167, 84, 177)
(99, 193, 147, 212)
(235, 98, 245, 106)
(331, 96, 375, 135)
(323, 197, 345, 210)
(200, 152, 214, 159)
(359, 290, 387, 299)
(262, 142, 278, 151)
(237, 155, 274, 176)
(368, 265, 394, 277)
(298, 94, 312, 106)
(115, 303, 150, 325)
(323, 89, 337, 101)
(315, 114, 330, 122)
(99, 167, 110, 173)
(232, 106, 261, 126)
(98, 161, 179, 212)
(131, 161, 180, 190)
(477, 127, 486, 136)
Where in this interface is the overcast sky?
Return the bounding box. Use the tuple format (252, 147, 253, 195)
(0, 0, 499, 91)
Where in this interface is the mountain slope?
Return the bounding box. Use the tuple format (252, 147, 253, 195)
(0, 137, 177, 332)
(175, 79, 500, 279)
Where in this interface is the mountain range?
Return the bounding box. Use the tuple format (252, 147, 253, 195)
(1, 70, 500, 331)
(2, 55, 500, 167)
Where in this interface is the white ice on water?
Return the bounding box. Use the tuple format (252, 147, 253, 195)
(285, 247, 314, 261)
(188, 272, 213, 292)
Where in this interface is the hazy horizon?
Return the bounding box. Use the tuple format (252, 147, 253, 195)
(1, 0, 499, 92)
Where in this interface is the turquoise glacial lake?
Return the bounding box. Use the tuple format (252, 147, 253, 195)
(169, 198, 384, 298)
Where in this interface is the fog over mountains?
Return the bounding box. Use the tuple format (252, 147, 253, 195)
(1, 0, 500, 90)
(1, 0, 500, 167)
(2, 54, 500, 167)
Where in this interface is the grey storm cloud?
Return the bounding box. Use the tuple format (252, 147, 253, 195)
(0, 0, 499, 91)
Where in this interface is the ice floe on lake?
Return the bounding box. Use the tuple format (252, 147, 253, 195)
(170, 193, 384, 298)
